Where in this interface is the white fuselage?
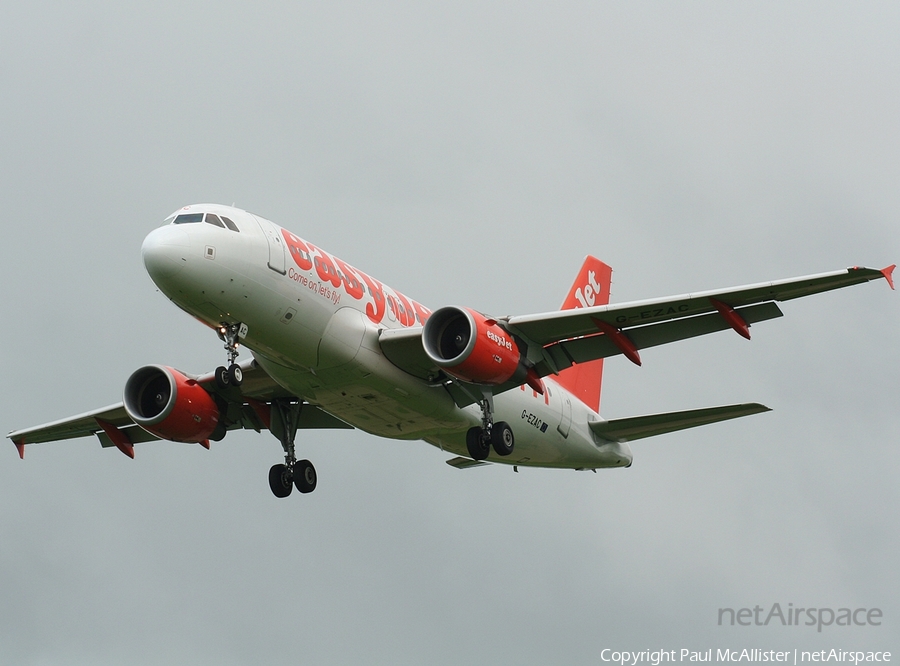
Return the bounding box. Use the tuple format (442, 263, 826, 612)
(142, 204, 632, 469)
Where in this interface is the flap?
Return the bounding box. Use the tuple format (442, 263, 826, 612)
(542, 302, 783, 372)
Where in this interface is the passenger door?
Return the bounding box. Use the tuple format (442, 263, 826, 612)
(557, 393, 572, 438)
(253, 215, 286, 275)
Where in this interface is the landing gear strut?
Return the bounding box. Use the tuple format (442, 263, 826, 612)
(214, 322, 246, 388)
(267, 398, 317, 498)
(465, 390, 515, 460)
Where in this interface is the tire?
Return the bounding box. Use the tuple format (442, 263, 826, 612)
(227, 363, 243, 386)
(268, 464, 293, 498)
(214, 365, 230, 389)
(491, 421, 515, 457)
(466, 426, 490, 460)
(293, 459, 317, 494)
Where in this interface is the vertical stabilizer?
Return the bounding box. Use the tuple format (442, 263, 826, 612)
(554, 256, 612, 413)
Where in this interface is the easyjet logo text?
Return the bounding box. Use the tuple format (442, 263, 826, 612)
(486, 329, 513, 351)
(573, 269, 603, 308)
(281, 228, 431, 327)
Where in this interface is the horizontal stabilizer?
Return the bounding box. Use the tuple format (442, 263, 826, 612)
(589, 403, 771, 442)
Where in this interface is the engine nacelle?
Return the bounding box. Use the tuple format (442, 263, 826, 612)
(123, 365, 220, 443)
(422, 306, 524, 385)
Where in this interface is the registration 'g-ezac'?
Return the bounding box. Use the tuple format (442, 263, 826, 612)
(9, 205, 896, 497)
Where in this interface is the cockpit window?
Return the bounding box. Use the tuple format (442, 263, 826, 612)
(164, 214, 176, 224)
(173, 213, 204, 224)
(169, 211, 240, 231)
(205, 213, 226, 228)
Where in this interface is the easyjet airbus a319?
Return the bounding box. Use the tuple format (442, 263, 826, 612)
(9, 205, 895, 498)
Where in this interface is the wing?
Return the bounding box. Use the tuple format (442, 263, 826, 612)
(380, 265, 894, 406)
(8, 358, 352, 458)
(507, 265, 893, 345)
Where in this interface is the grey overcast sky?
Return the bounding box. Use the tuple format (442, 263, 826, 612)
(1, 2, 898, 664)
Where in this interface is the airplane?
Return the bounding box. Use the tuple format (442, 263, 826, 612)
(8, 204, 895, 498)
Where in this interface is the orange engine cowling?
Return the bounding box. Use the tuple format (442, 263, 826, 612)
(422, 306, 524, 385)
(123, 365, 220, 443)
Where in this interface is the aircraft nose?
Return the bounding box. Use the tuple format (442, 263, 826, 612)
(142, 225, 190, 282)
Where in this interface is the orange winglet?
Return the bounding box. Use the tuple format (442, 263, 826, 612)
(95, 419, 135, 459)
(14, 439, 25, 459)
(245, 397, 272, 430)
(709, 298, 751, 340)
(199, 440, 211, 450)
(881, 264, 896, 290)
(592, 318, 642, 366)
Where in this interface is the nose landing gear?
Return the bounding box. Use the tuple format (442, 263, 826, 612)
(214, 322, 247, 388)
(207, 323, 318, 498)
(266, 398, 318, 498)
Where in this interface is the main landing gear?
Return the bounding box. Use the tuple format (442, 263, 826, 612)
(465, 390, 515, 461)
(267, 398, 318, 498)
(214, 322, 246, 388)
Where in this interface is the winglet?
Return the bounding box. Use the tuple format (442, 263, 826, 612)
(881, 264, 895, 290)
(200, 440, 210, 450)
(95, 419, 135, 459)
(14, 438, 24, 459)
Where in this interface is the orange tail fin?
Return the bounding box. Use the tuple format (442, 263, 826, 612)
(553, 256, 612, 413)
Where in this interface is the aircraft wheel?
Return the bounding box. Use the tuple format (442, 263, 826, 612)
(268, 464, 293, 498)
(466, 427, 490, 460)
(214, 365, 230, 389)
(491, 421, 515, 456)
(227, 363, 243, 386)
(293, 459, 317, 494)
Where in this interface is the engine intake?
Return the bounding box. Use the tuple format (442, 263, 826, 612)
(423, 306, 525, 385)
(124, 365, 220, 443)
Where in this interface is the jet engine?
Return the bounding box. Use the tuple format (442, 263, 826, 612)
(124, 365, 220, 442)
(422, 306, 527, 385)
